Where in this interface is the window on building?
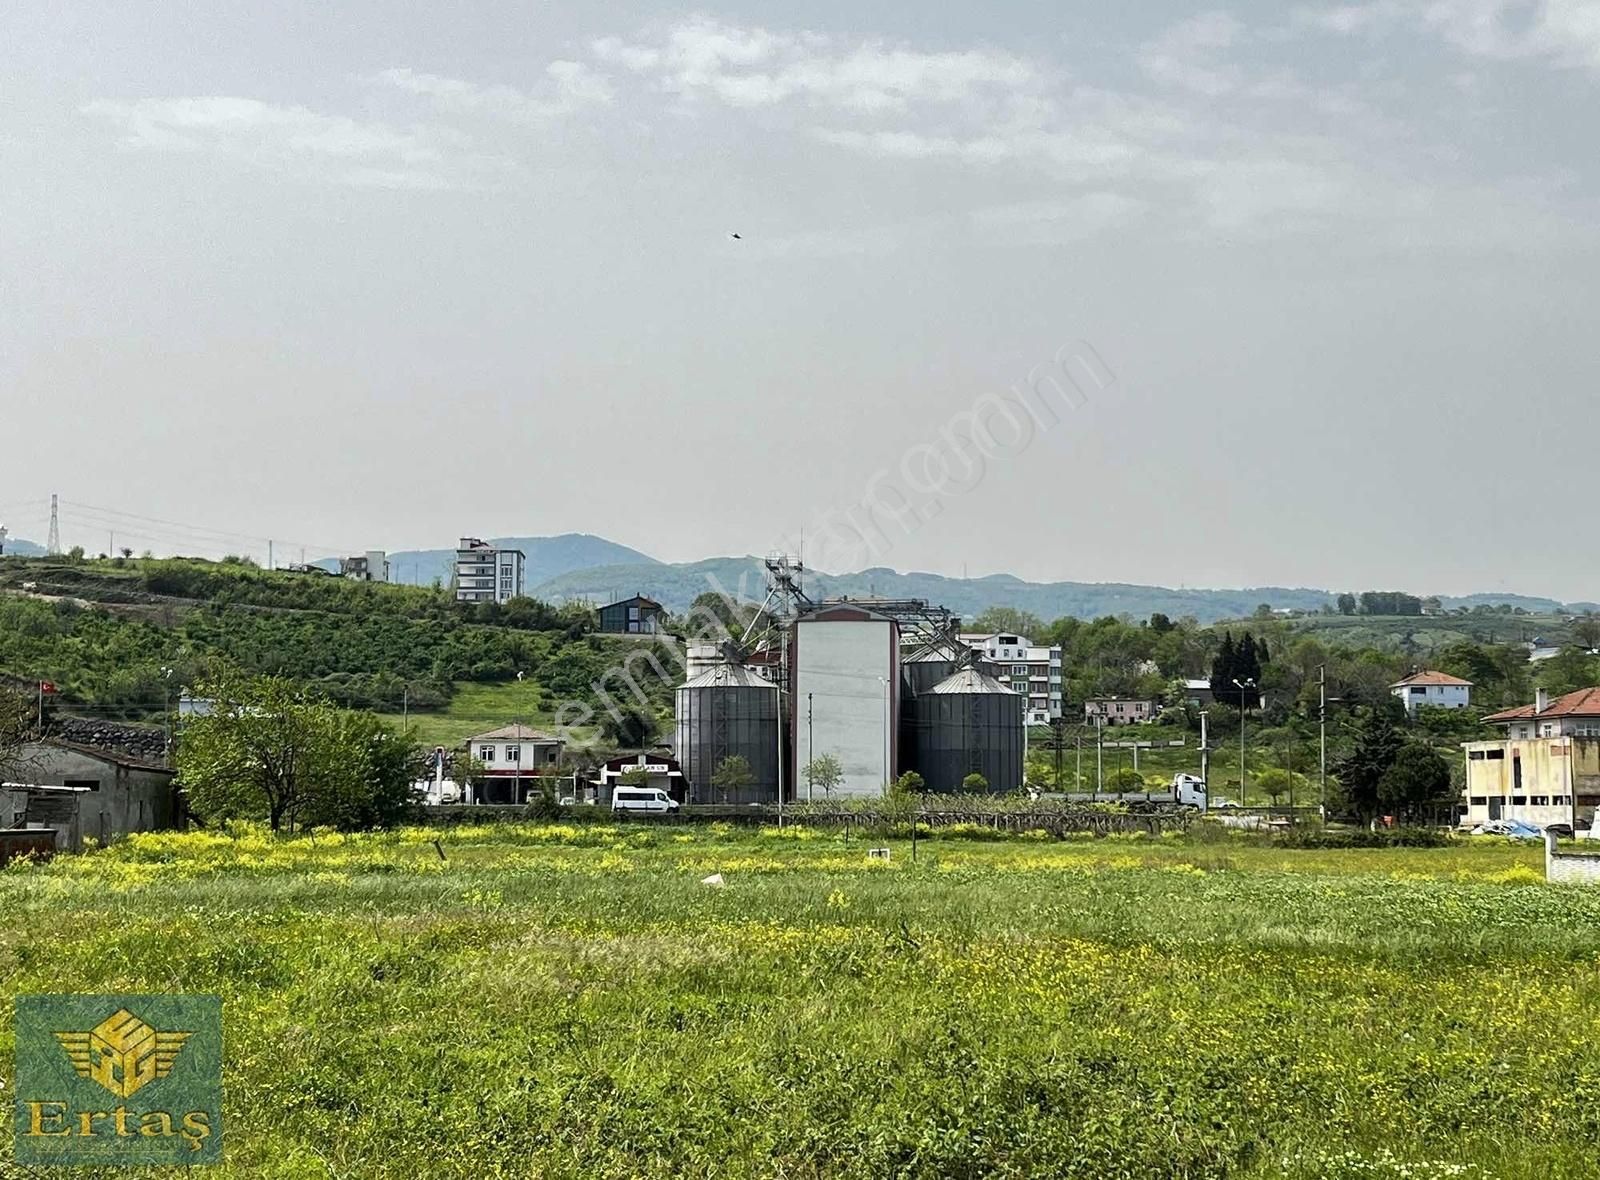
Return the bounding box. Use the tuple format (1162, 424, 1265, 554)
(478, 746, 495, 762)
(547, 750, 558, 763)
(1531, 795, 1549, 806)
(1469, 796, 1487, 806)
(1468, 751, 1485, 761)
(1512, 795, 1526, 805)
(1485, 749, 1505, 760)
(505, 745, 520, 762)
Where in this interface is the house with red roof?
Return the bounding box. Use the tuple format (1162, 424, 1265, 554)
(1460, 688, 1600, 831)
(1391, 670, 1472, 716)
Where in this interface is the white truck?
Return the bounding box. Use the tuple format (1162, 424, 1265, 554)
(1037, 773, 1209, 811)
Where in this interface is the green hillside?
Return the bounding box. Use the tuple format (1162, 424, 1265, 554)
(0, 556, 678, 741)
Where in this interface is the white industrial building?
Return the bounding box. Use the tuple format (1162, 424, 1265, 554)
(793, 604, 900, 797)
(455, 538, 524, 604)
(960, 632, 1063, 725)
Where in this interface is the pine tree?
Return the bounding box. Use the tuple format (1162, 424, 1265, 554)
(1237, 633, 1262, 695)
(1210, 632, 1237, 705)
(1333, 709, 1405, 820)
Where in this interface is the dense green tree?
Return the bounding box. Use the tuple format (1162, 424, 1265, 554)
(1337, 593, 1357, 616)
(1210, 631, 1264, 708)
(600, 705, 659, 749)
(962, 772, 991, 792)
(1332, 709, 1405, 821)
(1377, 743, 1454, 821)
(1573, 612, 1600, 651)
(1538, 647, 1600, 697)
(178, 673, 416, 832)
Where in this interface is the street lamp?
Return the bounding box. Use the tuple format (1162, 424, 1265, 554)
(1232, 678, 1256, 807)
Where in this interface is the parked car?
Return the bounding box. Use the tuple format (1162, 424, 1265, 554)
(612, 788, 680, 814)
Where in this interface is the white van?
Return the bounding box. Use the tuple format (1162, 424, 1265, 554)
(611, 788, 680, 814)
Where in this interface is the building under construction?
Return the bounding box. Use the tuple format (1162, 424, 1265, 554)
(671, 557, 1025, 802)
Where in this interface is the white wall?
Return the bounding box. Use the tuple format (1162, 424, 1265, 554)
(795, 620, 896, 797)
(1395, 684, 1470, 713)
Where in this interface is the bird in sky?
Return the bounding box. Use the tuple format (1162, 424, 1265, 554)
(728, 232, 742, 240)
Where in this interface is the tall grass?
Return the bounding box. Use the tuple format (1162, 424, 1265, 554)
(0, 825, 1591, 1178)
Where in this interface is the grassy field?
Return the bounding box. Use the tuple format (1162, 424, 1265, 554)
(2, 825, 1596, 1178)
(376, 678, 560, 746)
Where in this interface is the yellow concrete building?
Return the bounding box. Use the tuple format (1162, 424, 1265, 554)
(1461, 687, 1600, 830)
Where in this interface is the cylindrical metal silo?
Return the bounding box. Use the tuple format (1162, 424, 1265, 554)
(674, 664, 780, 804)
(912, 668, 1024, 794)
(902, 650, 956, 698)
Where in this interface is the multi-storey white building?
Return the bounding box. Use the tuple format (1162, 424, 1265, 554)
(455, 538, 524, 604)
(960, 632, 1063, 726)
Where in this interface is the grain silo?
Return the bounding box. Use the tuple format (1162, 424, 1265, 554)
(912, 668, 1024, 794)
(674, 664, 780, 804)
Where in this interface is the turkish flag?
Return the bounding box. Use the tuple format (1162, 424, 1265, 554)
(39, 681, 58, 695)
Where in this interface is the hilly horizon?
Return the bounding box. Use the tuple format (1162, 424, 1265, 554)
(527, 550, 1596, 624)
(8, 531, 1593, 623)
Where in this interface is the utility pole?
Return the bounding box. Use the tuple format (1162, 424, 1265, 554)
(403, 685, 409, 728)
(1199, 710, 1209, 793)
(1095, 714, 1104, 797)
(1233, 678, 1256, 807)
(807, 692, 814, 803)
(1318, 664, 1328, 821)
(776, 689, 785, 828)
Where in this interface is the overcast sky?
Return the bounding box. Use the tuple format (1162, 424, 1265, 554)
(3, 2, 1597, 598)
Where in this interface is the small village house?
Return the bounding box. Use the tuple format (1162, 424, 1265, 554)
(1391, 670, 1472, 716)
(1084, 697, 1158, 726)
(2, 739, 179, 849)
(463, 724, 565, 804)
(598, 595, 666, 635)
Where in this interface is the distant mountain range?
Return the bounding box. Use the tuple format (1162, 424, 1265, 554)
(1, 538, 46, 558)
(531, 558, 1345, 623)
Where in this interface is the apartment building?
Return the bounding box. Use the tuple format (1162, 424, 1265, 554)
(960, 632, 1063, 726)
(455, 538, 524, 604)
